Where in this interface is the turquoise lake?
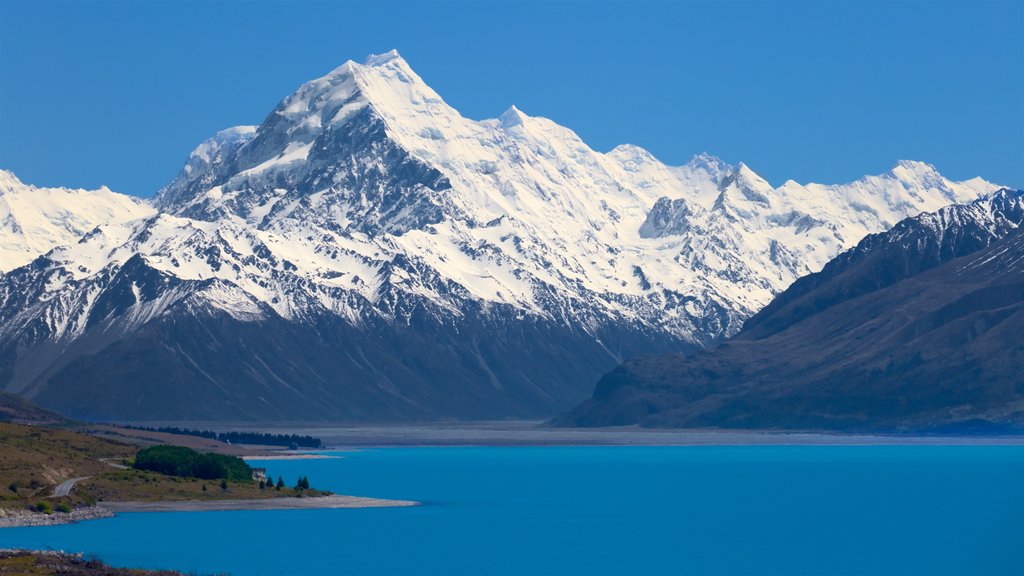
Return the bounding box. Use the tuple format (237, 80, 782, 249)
(2, 446, 1022, 575)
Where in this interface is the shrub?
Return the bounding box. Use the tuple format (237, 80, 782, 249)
(55, 503, 72, 513)
(35, 501, 52, 514)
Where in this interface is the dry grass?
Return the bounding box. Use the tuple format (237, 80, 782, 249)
(85, 469, 323, 502)
(0, 422, 135, 508)
(79, 425, 281, 456)
(0, 422, 324, 514)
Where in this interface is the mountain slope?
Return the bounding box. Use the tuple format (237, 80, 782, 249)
(0, 170, 154, 271)
(558, 190, 1024, 431)
(0, 51, 1003, 421)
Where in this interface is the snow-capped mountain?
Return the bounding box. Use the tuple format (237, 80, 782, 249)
(0, 51, 1003, 421)
(558, 188, 1024, 430)
(0, 170, 154, 271)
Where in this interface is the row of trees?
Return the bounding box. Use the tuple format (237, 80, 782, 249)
(133, 445, 253, 481)
(126, 426, 323, 448)
(258, 476, 311, 490)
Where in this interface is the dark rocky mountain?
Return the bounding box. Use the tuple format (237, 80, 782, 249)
(559, 190, 1024, 432)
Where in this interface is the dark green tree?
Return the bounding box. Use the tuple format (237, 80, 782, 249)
(219, 479, 228, 490)
(276, 476, 285, 490)
(133, 445, 252, 481)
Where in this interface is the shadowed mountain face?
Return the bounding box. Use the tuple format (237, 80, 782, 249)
(559, 190, 1024, 432)
(0, 390, 67, 425)
(0, 51, 1004, 422)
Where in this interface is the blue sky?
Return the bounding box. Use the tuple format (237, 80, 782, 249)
(1, 0, 1021, 196)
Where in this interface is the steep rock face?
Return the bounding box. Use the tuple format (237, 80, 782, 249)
(0, 51, 1004, 421)
(559, 190, 1024, 431)
(0, 171, 154, 271)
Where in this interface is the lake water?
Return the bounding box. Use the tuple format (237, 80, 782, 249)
(2, 446, 1022, 575)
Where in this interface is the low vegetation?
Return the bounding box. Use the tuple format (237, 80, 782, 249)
(0, 421, 327, 516)
(83, 469, 323, 502)
(0, 422, 135, 509)
(0, 550, 214, 575)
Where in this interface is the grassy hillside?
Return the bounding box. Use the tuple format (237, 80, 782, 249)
(0, 422, 323, 515)
(0, 422, 135, 508)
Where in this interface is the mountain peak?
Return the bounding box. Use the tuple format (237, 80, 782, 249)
(687, 152, 725, 168)
(499, 105, 528, 129)
(683, 152, 730, 180)
(886, 159, 944, 185)
(0, 168, 24, 191)
(730, 162, 771, 188)
(363, 49, 404, 67)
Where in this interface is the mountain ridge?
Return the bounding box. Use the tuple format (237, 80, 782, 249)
(0, 50, 1006, 421)
(558, 188, 1024, 431)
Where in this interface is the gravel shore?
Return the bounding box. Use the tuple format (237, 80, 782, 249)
(102, 494, 418, 512)
(0, 505, 113, 528)
(0, 494, 415, 527)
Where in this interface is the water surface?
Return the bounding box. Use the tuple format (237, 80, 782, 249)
(1, 446, 1021, 575)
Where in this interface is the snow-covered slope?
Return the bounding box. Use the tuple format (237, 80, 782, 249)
(146, 50, 998, 339)
(0, 170, 154, 271)
(558, 188, 1024, 430)
(0, 51, 1003, 421)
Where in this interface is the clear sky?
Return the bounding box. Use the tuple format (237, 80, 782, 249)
(1, 0, 1021, 196)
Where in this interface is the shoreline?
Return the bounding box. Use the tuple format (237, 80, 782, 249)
(101, 494, 418, 512)
(0, 495, 418, 528)
(242, 453, 341, 461)
(0, 505, 113, 528)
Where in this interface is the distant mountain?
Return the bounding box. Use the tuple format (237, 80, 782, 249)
(558, 189, 1024, 432)
(0, 51, 1003, 422)
(0, 170, 154, 271)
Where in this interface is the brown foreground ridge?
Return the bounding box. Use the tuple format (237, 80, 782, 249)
(0, 549, 214, 575)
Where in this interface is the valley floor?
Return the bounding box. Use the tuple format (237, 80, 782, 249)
(126, 421, 1024, 447)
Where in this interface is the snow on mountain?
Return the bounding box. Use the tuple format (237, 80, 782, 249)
(0, 51, 1005, 421)
(144, 50, 1000, 337)
(558, 188, 1024, 430)
(0, 170, 155, 272)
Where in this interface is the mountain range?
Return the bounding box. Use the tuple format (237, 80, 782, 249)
(0, 51, 1006, 422)
(559, 189, 1024, 431)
